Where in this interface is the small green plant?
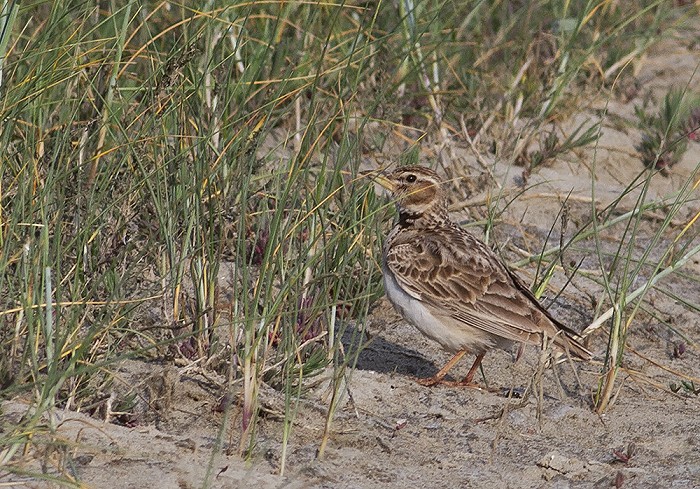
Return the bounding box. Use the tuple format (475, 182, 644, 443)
(635, 88, 700, 175)
(518, 121, 601, 181)
(670, 380, 700, 395)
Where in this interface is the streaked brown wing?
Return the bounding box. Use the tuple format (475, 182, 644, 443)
(385, 226, 551, 346)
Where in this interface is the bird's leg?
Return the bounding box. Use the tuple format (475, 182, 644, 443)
(415, 350, 466, 386)
(514, 343, 525, 363)
(456, 352, 486, 386)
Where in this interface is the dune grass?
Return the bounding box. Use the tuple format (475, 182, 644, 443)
(0, 0, 698, 481)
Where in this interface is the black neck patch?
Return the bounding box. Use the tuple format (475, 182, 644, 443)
(398, 210, 423, 228)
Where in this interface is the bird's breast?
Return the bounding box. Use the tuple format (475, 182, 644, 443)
(382, 264, 472, 353)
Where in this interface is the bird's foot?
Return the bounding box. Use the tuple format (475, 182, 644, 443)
(413, 376, 483, 390)
(413, 375, 441, 387)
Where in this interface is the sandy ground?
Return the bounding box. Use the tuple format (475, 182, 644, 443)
(2, 20, 700, 489)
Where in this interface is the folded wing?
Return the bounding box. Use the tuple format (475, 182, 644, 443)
(385, 225, 591, 359)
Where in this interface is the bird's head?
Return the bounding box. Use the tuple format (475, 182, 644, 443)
(370, 166, 448, 222)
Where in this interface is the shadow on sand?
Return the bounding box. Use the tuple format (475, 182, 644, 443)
(340, 323, 442, 379)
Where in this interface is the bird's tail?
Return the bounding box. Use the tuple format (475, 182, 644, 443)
(552, 331, 593, 362)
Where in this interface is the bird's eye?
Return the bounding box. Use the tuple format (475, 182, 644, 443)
(405, 174, 417, 183)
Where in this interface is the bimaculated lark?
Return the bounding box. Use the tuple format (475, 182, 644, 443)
(370, 165, 592, 387)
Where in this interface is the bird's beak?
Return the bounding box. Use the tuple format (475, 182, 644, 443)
(360, 170, 395, 192)
(372, 173, 396, 192)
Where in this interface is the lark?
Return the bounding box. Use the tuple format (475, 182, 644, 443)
(370, 166, 592, 387)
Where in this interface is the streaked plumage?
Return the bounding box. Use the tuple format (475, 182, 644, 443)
(373, 165, 591, 386)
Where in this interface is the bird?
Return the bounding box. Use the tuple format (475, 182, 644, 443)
(369, 165, 592, 387)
